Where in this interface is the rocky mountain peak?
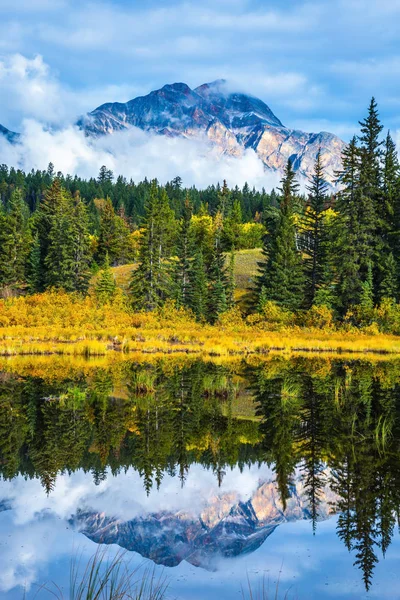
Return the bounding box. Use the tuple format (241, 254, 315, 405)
(78, 80, 345, 183)
(73, 474, 337, 570)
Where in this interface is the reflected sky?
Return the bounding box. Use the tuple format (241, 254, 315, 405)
(2, 357, 400, 598)
(1, 466, 400, 599)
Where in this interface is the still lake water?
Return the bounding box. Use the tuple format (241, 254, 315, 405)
(1, 355, 400, 599)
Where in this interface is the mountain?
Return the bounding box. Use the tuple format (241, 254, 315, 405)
(79, 80, 345, 183)
(0, 124, 19, 143)
(73, 474, 337, 569)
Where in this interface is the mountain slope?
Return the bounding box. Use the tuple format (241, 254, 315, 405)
(0, 124, 19, 143)
(79, 80, 345, 183)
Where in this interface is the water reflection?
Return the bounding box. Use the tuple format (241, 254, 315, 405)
(1, 357, 400, 595)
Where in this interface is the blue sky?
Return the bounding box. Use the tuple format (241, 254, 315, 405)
(1, 0, 400, 139)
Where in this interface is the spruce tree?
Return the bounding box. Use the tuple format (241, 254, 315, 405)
(335, 137, 364, 311)
(382, 132, 400, 297)
(379, 252, 398, 301)
(207, 211, 229, 323)
(218, 179, 230, 218)
(223, 199, 242, 250)
(71, 192, 92, 294)
(36, 179, 65, 290)
(0, 188, 30, 293)
(26, 233, 41, 293)
(382, 132, 399, 228)
(188, 250, 208, 320)
(257, 285, 268, 313)
(96, 197, 124, 265)
(44, 199, 76, 291)
(358, 98, 383, 205)
(358, 98, 383, 296)
(95, 253, 117, 304)
(129, 181, 174, 311)
(256, 160, 304, 311)
(208, 278, 227, 323)
(301, 150, 330, 308)
(359, 263, 374, 315)
(174, 193, 194, 308)
(36, 180, 92, 293)
(226, 249, 236, 309)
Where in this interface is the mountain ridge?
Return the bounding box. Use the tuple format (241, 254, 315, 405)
(73, 475, 337, 569)
(0, 124, 19, 143)
(79, 80, 345, 183)
(0, 80, 346, 183)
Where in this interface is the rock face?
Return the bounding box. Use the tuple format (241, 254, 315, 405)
(73, 475, 337, 569)
(0, 124, 19, 143)
(79, 80, 345, 183)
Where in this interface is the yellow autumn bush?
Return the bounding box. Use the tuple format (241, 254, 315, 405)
(1, 290, 400, 356)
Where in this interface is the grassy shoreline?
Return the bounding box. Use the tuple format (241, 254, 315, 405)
(1, 322, 400, 356)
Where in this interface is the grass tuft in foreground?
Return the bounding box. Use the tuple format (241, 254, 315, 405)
(37, 548, 169, 600)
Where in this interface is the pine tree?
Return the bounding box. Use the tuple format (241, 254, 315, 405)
(129, 181, 174, 311)
(379, 252, 398, 301)
(256, 160, 304, 311)
(0, 188, 30, 293)
(96, 197, 129, 265)
(218, 179, 230, 218)
(71, 192, 92, 294)
(358, 98, 383, 205)
(98, 165, 114, 185)
(188, 250, 208, 320)
(174, 193, 194, 308)
(44, 200, 76, 291)
(358, 98, 383, 296)
(301, 150, 330, 308)
(382, 132, 400, 297)
(359, 263, 374, 313)
(257, 285, 268, 313)
(226, 249, 236, 309)
(26, 233, 41, 292)
(95, 253, 117, 304)
(382, 132, 399, 227)
(36, 179, 65, 290)
(36, 180, 92, 292)
(207, 212, 229, 323)
(335, 137, 364, 311)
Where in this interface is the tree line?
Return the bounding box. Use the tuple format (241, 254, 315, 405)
(1, 98, 400, 328)
(257, 98, 400, 320)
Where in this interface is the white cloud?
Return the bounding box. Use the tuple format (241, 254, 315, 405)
(0, 53, 145, 129)
(0, 54, 62, 124)
(0, 120, 282, 189)
(1, 463, 272, 527)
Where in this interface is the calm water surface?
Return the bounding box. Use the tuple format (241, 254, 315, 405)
(1, 356, 400, 599)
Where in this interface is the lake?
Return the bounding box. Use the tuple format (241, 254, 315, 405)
(0, 355, 400, 599)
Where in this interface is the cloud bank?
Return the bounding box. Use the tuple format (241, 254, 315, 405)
(0, 119, 282, 189)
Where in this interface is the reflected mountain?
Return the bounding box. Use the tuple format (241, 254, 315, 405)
(74, 474, 336, 569)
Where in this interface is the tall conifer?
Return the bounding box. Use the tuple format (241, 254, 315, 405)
(129, 181, 174, 310)
(301, 150, 330, 308)
(256, 160, 304, 311)
(174, 193, 194, 308)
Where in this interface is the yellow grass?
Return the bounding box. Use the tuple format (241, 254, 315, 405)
(1, 247, 400, 358)
(0, 288, 400, 357)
